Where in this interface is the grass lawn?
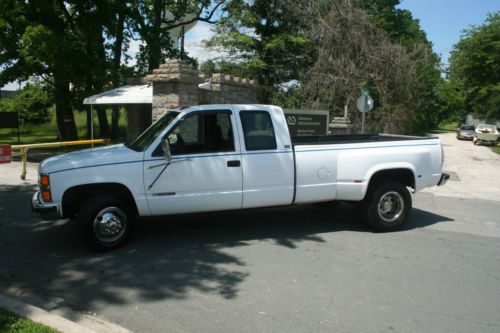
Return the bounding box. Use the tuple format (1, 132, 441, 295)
(434, 121, 459, 133)
(0, 108, 127, 145)
(491, 145, 500, 154)
(0, 308, 60, 333)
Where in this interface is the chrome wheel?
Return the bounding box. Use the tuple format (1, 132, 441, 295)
(93, 207, 127, 243)
(377, 191, 404, 223)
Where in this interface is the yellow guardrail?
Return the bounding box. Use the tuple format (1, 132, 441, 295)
(12, 139, 110, 180)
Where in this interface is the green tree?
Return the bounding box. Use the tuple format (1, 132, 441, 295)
(0, 82, 52, 124)
(131, 0, 227, 74)
(207, 0, 317, 103)
(448, 12, 500, 120)
(0, 1, 82, 139)
(355, 0, 446, 132)
(1, 1, 227, 141)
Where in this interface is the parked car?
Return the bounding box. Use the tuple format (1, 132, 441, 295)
(456, 125, 475, 140)
(32, 104, 449, 250)
(473, 124, 499, 145)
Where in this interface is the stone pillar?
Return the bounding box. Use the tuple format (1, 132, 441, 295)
(146, 59, 204, 121)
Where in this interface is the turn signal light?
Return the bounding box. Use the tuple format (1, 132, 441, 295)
(42, 191, 52, 202)
(40, 175, 50, 186)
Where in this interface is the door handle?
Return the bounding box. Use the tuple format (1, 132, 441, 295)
(227, 160, 241, 167)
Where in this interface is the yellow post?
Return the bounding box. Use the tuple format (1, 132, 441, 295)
(12, 139, 110, 180)
(21, 148, 28, 180)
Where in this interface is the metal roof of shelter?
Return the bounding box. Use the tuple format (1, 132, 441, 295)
(83, 85, 152, 105)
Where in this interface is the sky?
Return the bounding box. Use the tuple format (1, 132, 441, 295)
(397, 0, 499, 64)
(2, 0, 499, 90)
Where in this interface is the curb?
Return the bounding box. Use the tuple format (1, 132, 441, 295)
(0, 293, 131, 333)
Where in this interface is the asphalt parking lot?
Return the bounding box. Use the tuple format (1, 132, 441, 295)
(0, 133, 499, 332)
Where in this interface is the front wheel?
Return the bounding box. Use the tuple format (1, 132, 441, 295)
(77, 195, 134, 251)
(362, 181, 412, 232)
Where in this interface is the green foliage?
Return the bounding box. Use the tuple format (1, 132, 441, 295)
(207, 0, 317, 103)
(0, 308, 60, 333)
(199, 59, 217, 75)
(356, 0, 429, 48)
(448, 12, 500, 120)
(0, 0, 224, 140)
(356, 0, 446, 132)
(0, 83, 52, 124)
(0, 107, 128, 145)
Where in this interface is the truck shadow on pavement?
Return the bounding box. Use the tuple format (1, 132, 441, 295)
(0, 184, 453, 320)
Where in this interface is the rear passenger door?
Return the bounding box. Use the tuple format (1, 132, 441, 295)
(238, 109, 295, 208)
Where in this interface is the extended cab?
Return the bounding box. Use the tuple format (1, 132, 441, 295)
(32, 104, 449, 250)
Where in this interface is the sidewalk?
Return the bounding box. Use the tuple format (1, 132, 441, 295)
(0, 161, 38, 186)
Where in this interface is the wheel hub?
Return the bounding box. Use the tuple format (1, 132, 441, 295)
(93, 207, 127, 242)
(378, 191, 404, 223)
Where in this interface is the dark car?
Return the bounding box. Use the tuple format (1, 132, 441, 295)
(456, 125, 475, 140)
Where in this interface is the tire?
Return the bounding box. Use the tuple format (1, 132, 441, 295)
(361, 181, 412, 232)
(77, 195, 134, 251)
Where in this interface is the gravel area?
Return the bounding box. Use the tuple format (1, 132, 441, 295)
(0, 161, 38, 186)
(422, 132, 500, 201)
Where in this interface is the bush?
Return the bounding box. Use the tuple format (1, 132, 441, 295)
(0, 83, 52, 124)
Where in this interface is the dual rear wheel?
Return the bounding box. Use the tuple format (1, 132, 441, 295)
(361, 181, 412, 231)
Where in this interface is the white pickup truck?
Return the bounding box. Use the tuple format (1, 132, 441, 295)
(32, 104, 449, 250)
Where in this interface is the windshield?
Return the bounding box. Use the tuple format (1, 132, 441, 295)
(461, 125, 474, 130)
(127, 111, 180, 151)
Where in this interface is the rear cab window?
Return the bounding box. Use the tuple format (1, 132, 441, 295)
(239, 111, 277, 151)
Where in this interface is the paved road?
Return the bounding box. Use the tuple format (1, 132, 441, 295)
(0, 135, 499, 333)
(0, 185, 499, 332)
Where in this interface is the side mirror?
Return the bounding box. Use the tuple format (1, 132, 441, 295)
(161, 138, 172, 164)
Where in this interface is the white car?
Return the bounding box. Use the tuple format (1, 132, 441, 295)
(32, 104, 449, 250)
(473, 124, 499, 145)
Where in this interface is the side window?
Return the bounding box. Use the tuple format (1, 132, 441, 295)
(239, 111, 277, 151)
(159, 111, 235, 156)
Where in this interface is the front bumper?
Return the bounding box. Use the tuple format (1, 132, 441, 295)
(31, 191, 60, 220)
(437, 173, 450, 186)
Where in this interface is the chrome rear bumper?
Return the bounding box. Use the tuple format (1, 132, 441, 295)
(437, 173, 450, 186)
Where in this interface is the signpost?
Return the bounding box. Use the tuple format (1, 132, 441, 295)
(356, 89, 374, 134)
(284, 109, 329, 137)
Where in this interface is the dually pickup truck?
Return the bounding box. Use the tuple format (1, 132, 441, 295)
(32, 104, 449, 250)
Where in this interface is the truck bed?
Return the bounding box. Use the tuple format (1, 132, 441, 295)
(292, 134, 435, 145)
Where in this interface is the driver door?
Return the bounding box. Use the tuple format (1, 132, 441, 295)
(144, 110, 243, 215)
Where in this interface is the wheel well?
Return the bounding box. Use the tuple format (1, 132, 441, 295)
(62, 183, 138, 218)
(367, 168, 415, 193)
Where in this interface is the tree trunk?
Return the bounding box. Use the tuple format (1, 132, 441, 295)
(111, 12, 125, 139)
(111, 107, 120, 138)
(86, 107, 92, 139)
(54, 74, 78, 141)
(96, 106, 110, 137)
(88, 21, 110, 138)
(148, 0, 164, 72)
